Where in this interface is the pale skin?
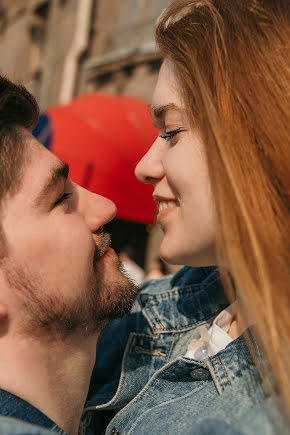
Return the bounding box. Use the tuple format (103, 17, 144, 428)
(0, 129, 129, 435)
(136, 59, 241, 340)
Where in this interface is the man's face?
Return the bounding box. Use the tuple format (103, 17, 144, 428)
(1, 130, 136, 340)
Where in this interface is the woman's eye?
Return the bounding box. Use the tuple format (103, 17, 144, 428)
(159, 128, 182, 144)
(55, 192, 73, 206)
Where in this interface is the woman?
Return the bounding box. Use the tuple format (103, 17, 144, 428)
(135, 0, 289, 428)
(84, 1, 289, 433)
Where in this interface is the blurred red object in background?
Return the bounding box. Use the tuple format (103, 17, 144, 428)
(47, 93, 157, 224)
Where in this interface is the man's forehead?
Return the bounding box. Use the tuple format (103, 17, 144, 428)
(20, 129, 65, 190)
(23, 129, 59, 164)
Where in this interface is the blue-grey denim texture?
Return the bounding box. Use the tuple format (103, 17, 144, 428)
(0, 389, 65, 434)
(0, 416, 58, 434)
(82, 266, 284, 435)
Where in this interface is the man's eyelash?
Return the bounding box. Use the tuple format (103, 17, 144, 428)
(160, 128, 182, 141)
(55, 192, 72, 206)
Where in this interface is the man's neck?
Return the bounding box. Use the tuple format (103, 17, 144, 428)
(0, 333, 98, 435)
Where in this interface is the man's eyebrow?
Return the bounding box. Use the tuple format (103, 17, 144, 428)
(34, 162, 70, 207)
(149, 103, 182, 126)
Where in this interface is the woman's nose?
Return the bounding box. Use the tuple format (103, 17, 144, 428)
(76, 185, 117, 232)
(135, 138, 164, 185)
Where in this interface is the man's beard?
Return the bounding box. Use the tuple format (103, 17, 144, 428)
(4, 232, 137, 341)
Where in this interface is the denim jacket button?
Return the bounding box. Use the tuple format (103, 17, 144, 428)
(190, 368, 210, 380)
(110, 429, 119, 435)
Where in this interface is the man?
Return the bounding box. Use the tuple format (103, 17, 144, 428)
(0, 75, 137, 434)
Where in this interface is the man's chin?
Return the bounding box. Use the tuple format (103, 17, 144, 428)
(84, 262, 137, 336)
(6, 256, 138, 341)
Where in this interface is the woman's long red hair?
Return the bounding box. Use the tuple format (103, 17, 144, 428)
(156, 0, 290, 417)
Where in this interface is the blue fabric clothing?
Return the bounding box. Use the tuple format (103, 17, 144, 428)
(82, 266, 283, 435)
(0, 389, 65, 434)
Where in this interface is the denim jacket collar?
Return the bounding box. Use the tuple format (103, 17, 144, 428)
(0, 389, 64, 433)
(134, 266, 263, 395)
(138, 266, 229, 333)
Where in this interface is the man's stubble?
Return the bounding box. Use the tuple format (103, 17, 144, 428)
(3, 231, 137, 341)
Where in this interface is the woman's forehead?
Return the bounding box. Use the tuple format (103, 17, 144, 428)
(152, 60, 183, 109)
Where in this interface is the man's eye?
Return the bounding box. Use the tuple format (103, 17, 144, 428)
(55, 192, 72, 206)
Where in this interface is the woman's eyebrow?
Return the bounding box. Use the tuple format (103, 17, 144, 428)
(149, 103, 182, 126)
(34, 161, 70, 207)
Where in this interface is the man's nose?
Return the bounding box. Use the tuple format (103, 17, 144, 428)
(135, 138, 164, 185)
(76, 185, 117, 232)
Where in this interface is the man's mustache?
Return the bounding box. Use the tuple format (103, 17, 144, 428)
(93, 229, 112, 264)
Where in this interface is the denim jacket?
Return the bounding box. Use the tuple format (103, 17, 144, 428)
(82, 266, 283, 435)
(0, 389, 65, 434)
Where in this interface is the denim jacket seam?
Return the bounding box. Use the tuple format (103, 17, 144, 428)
(217, 354, 230, 381)
(130, 332, 158, 341)
(143, 303, 165, 330)
(83, 332, 138, 412)
(216, 354, 231, 390)
(104, 357, 196, 435)
(206, 358, 223, 394)
(126, 384, 206, 435)
(206, 354, 231, 395)
(142, 278, 219, 302)
(166, 333, 178, 362)
(145, 310, 221, 334)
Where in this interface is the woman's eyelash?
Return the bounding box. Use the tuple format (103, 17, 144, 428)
(160, 128, 182, 141)
(55, 192, 72, 206)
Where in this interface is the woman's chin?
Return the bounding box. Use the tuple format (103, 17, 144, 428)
(159, 246, 186, 266)
(160, 244, 217, 268)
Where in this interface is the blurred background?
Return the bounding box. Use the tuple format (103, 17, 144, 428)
(0, 0, 180, 278)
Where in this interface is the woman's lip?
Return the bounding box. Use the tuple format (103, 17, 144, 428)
(156, 206, 178, 223)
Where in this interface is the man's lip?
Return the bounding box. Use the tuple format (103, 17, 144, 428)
(93, 243, 110, 263)
(92, 229, 111, 261)
(97, 247, 117, 265)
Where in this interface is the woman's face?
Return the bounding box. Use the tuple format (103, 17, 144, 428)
(135, 59, 216, 266)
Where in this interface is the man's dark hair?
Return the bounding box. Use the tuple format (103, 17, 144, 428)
(0, 75, 39, 255)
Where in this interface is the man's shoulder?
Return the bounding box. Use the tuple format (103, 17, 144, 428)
(0, 416, 55, 435)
